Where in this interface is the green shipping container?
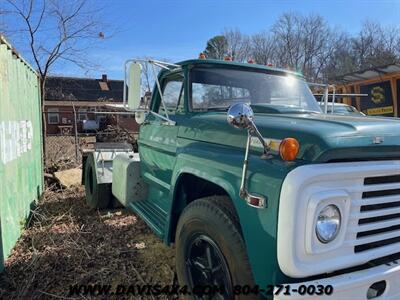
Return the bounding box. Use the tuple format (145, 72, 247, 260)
(0, 35, 44, 271)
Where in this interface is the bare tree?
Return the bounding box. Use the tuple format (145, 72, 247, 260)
(202, 13, 400, 82)
(272, 13, 303, 70)
(322, 22, 400, 80)
(384, 25, 400, 57)
(271, 13, 333, 80)
(322, 31, 355, 80)
(250, 31, 276, 65)
(352, 21, 398, 69)
(4, 0, 107, 155)
(5, 0, 105, 98)
(223, 28, 251, 62)
(353, 21, 381, 67)
(300, 14, 329, 78)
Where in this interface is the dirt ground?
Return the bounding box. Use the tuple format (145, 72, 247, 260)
(0, 186, 176, 299)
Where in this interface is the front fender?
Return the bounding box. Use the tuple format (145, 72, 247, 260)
(167, 139, 298, 287)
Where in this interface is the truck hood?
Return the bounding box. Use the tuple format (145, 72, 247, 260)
(178, 111, 400, 162)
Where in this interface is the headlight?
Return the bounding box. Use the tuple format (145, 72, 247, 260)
(316, 204, 341, 243)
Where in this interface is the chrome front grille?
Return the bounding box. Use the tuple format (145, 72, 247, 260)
(355, 175, 400, 253)
(278, 160, 400, 277)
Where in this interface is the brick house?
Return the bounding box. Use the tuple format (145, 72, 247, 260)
(44, 74, 139, 134)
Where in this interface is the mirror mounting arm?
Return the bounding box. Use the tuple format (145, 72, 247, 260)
(248, 121, 270, 156)
(239, 132, 267, 208)
(227, 103, 267, 208)
(239, 132, 252, 197)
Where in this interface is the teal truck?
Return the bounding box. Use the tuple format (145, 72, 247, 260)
(83, 58, 400, 299)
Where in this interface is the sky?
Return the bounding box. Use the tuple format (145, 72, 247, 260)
(2, 0, 400, 80)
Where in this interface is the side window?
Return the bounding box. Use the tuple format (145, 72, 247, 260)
(78, 108, 88, 122)
(159, 79, 184, 115)
(47, 108, 60, 124)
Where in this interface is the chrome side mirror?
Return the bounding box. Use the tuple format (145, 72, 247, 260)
(226, 103, 267, 209)
(127, 62, 142, 110)
(227, 103, 254, 129)
(227, 103, 267, 153)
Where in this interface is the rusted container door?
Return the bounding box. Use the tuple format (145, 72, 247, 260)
(0, 36, 43, 271)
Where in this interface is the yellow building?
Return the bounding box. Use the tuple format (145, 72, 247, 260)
(336, 64, 400, 117)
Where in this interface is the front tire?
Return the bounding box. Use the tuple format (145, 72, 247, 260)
(175, 196, 258, 299)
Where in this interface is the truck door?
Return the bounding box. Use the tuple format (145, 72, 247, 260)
(137, 72, 185, 231)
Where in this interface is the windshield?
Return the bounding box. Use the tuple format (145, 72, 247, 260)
(190, 67, 321, 112)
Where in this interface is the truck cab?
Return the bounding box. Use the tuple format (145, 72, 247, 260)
(84, 59, 400, 299)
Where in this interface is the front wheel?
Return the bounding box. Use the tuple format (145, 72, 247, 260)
(175, 196, 259, 299)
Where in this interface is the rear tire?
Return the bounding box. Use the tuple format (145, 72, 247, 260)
(175, 196, 259, 299)
(84, 153, 112, 209)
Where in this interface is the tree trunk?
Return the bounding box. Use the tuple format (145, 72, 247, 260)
(40, 76, 47, 167)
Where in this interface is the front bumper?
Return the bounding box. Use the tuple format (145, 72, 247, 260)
(274, 259, 400, 300)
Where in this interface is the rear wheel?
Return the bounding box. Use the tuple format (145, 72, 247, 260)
(84, 153, 112, 209)
(175, 196, 259, 299)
